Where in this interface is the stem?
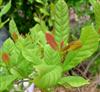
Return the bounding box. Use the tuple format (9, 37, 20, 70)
(84, 52, 100, 75)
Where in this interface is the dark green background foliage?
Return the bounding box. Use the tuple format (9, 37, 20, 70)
(2, 0, 92, 34)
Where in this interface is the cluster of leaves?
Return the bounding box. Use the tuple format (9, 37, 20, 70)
(2, 0, 58, 33)
(0, 0, 11, 29)
(89, 0, 100, 75)
(0, 0, 100, 92)
(1, 0, 93, 34)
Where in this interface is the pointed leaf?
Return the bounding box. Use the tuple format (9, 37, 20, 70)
(63, 25, 99, 71)
(46, 32, 58, 49)
(9, 18, 19, 38)
(55, 0, 70, 44)
(58, 76, 89, 87)
(0, 0, 11, 17)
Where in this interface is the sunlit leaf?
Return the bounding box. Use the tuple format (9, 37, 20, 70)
(63, 25, 99, 71)
(59, 76, 89, 87)
(0, 0, 11, 17)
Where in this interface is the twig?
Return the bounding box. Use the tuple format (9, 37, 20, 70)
(75, 68, 87, 78)
(84, 52, 100, 75)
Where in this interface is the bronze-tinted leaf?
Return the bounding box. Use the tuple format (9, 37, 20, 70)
(45, 32, 58, 50)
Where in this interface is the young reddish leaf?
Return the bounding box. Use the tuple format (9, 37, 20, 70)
(12, 32, 18, 42)
(63, 40, 82, 52)
(2, 52, 10, 63)
(45, 32, 58, 50)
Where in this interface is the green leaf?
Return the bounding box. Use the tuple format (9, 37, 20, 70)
(38, 31, 47, 46)
(40, 21, 48, 33)
(0, 75, 17, 91)
(40, 8, 49, 16)
(63, 25, 99, 71)
(22, 48, 42, 65)
(90, 56, 100, 75)
(30, 23, 47, 46)
(9, 18, 19, 35)
(92, 2, 100, 30)
(0, 0, 3, 6)
(28, 0, 33, 4)
(0, 0, 11, 17)
(35, 0, 44, 4)
(30, 24, 40, 42)
(58, 76, 89, 87)
(10, 48, 20, 66)
(2, 38, 15, 53)
(15, 54, 33, 77)
(34, 64, 62, 88)
(15, 36, 33, 50)
(54, 0, 70, 45)
(0, 18, 10, 29)
(44, 45, 61, 65)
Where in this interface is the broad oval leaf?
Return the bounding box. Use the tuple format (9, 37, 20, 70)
(34, 64, 62, 88)
(63, 25, 99, 71)
(58, 76, 89, 87)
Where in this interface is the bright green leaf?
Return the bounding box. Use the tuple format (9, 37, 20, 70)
(22, 48, 42, 65)
(63, 25, 99, 71)
(34, 64, 62, 88)
(0, 0, 11, 17)
(55, 0, 70, 45)
(0, 75, 17, 91)
(58, 76, 89, 87)
(2, 38, 15, 53)
(9, 18, 19, 35)
(44, 45, 61, 65)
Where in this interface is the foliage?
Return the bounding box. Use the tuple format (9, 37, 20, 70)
(89, 0, 100, 75)
(0, 0, 11, 29)
(1, 0, 92, 34)
(2, 0, 57, 33)
(0, 0, 99, 91)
